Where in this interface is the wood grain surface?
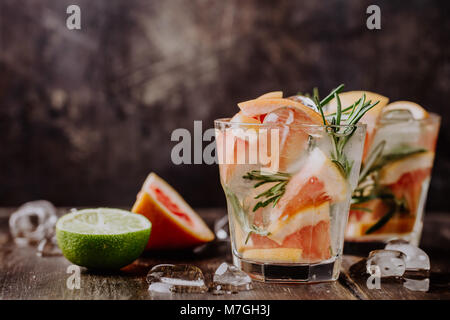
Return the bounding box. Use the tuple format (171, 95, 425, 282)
(0, 208, 449, 300)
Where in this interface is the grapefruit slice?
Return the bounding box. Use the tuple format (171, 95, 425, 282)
(326, 91, 389, 160)
(237, 98, 324, 124)
(346, 217, 416, 237)
(257, 91, 283, 99)
(281, 220, 331, 261)
(242, 248, 302, 263)
(230, 112, 261, 124)
(325, 91, 389, 118)
(268, 202, 330, 244)
(131, 173, 214, 250)
(246, 218, 332, 262)
(262, 107, 314, 172)
(382, 101, 429, 120)
(273, 148, 348, 221)
(389, 168, 431, 218)
(229, 92, 284, 124)
(378, 151, 434, 185)
(215, 127, 256, 185)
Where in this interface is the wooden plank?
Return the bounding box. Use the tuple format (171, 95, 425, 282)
(0, 208, 449, 300)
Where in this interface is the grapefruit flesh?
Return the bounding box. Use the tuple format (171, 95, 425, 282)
(150, 186, 192, 226)
(278, 177, 330, 218)
(274, 147, 348, 221)
(378, 151, 434, 185)
(347, 167, 432, 237)
(389, 168, 431, 219)
(131, 173, 214, 250)
(262, 107, 316, 172)
(246, 219, 331, 263)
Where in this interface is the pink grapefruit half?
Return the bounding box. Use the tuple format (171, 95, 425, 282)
(131, 173, 214, 250)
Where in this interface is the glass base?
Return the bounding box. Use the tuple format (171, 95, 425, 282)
(233, 254, 341, 283)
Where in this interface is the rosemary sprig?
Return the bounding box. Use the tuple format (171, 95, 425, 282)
(364, 206, 396, 234)
(352, 142, 427, 234)
(363, 196, 409, 234)
(243, 170, 291, 211)
(225, 187, 270, 242)
(313, 85, 380, 178)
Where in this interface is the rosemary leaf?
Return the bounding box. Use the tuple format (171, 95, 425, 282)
(320, 84, 345, 106)
(364, 205, 396, 234)
(335, 92, 342, 125)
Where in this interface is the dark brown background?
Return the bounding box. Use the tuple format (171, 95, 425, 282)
(0, 0, 449, 209)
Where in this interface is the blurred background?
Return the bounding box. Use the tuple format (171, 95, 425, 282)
(0, 0, 449, 210)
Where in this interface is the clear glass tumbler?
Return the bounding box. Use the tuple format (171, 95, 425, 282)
(346, 113, 441, 246)
(215, 119, 366, 282)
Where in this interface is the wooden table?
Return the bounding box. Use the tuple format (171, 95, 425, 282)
(0, 208, 449, 300)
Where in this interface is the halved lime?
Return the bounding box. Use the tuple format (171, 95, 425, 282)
(56, 208, 151, 269)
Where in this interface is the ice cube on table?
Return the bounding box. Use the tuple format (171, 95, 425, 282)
(385, 239, 430, 271)
(366, 250, 406, 277)
(9, 200, 57, 245)
(146, 264, 208, 294)
(37, 235, 62, 257)
(213, 262, 252, 293)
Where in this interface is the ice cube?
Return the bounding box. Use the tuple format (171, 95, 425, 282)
(371, 120, 422, 156)
(213, 262, 252, 293)
(9, 200, 57, 245)
(287, 95, 319, 112)
(380, 109, 415, 123)
(146, 264, 208, 293)
(366, 250, 406, 277)
(385, 239, 430, 271)
(36, 235, 62, 257)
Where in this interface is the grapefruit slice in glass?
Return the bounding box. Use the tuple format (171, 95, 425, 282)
(273, 148, 348, 219)
(257, 91, 283, 99)
(237, 97, 324, 172)
(325, 91, 389, 160)
(238, 98, 323, 124)
(131, 173, 214, 250)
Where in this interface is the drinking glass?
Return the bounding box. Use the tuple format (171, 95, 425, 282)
(346, 113, 441, 246)
(215, 119, 366, 282)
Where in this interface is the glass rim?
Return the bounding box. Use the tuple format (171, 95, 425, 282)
(378, 112, 441, 125)
(214, 118, 367, 129)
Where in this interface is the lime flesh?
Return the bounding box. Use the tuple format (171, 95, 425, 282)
(56, 208, 151, 269)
